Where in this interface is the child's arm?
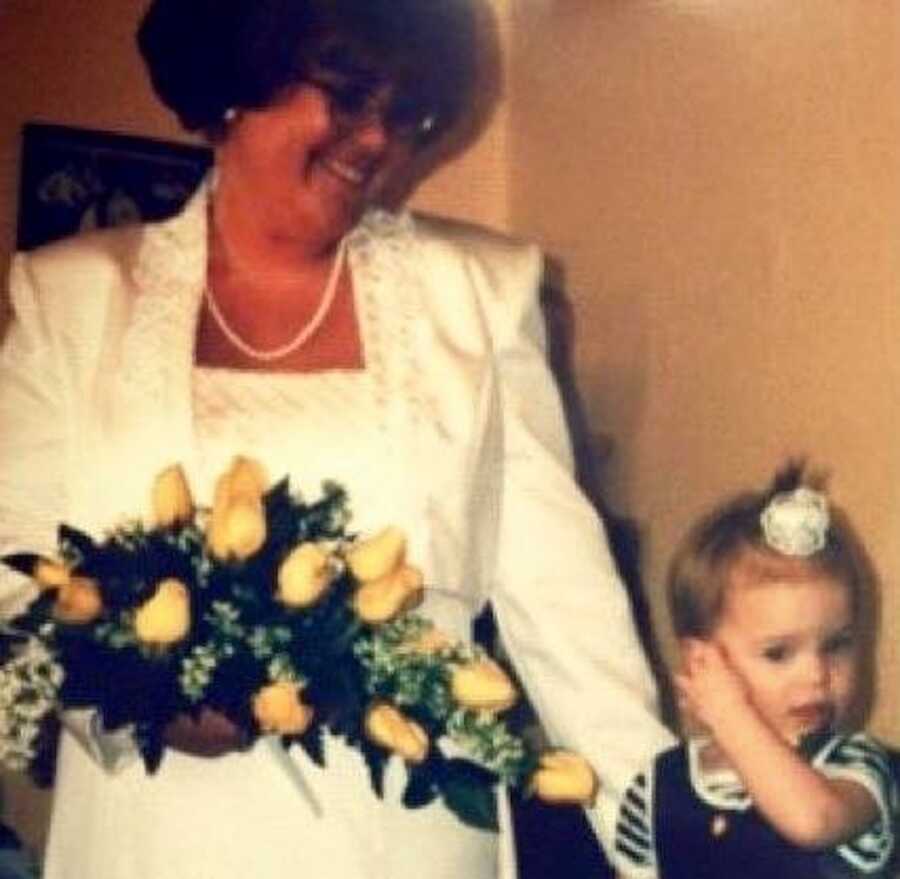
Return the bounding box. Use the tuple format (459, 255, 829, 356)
(675, 641, 879, 849)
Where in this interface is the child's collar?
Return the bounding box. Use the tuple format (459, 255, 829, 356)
(687, 730, 842, 812)
(687, 736, 752, 812)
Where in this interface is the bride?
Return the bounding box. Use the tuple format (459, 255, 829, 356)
(0, 1, 674, 876)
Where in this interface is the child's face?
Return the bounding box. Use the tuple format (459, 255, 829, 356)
(711, 572, 858, 744)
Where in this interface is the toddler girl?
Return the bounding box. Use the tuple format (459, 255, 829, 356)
(614, 467, 897, 878)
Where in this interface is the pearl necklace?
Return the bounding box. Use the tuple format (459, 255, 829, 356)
(204, 237, 348, 362)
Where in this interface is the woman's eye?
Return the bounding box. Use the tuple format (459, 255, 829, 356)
(333, 84, 373, 115)
(308, 74, 375, 115)
(385, 95, 424, 126)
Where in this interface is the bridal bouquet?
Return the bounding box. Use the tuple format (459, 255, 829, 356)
(0, 457, 596, 830)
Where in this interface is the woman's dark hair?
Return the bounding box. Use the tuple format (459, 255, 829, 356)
(137, 0, 478, 144)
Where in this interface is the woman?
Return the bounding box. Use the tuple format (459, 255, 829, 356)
(0, 1, 674, 876)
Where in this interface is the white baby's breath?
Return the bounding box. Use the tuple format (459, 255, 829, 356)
(179, 643, 220, 702)
(445, 709, 529, 784)
(0, 639, 63, 771)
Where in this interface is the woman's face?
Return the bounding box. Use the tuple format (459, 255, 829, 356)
(215, 79, 415, 249)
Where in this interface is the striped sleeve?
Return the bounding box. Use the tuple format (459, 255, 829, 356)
(819, 733, 897, 874)
(614, 767, 657, 875)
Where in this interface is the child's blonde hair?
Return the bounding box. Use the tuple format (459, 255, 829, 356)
(667, 464, 872, 640)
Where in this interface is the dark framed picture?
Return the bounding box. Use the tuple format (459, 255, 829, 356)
(16, 122, 212, 251)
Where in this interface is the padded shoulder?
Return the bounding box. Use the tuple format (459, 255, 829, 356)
(412, 211, 537, 265)
(20, 224, 142, 298)
(10, 224, 144, 338)
(409, 212, 544, 347)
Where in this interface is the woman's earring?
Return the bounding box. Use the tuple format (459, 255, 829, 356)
(223, 107, 239, 125)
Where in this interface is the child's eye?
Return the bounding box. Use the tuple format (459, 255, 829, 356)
(762, 644, 790, 663)
(822, 633, 855, 655)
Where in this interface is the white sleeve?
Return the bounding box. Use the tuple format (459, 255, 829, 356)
(614, 768, 659, 876)
(0, 254, 67, 618)
(483, 246, 674, 875)
(0, 253, 138, 774)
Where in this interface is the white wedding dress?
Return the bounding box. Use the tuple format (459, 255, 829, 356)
(3, 192, 673, 878)
(43, 365, 498, 879)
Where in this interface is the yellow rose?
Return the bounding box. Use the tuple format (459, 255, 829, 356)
(133, 578, 191, 646)
(276, 543, 335, 608)
(451, 659, 518, 713)
(152, 464, 194, 528)
(530, 751, 598, 806)
(346, 526, 407, 583)
(210, 456, 267, 512)
(209, 499, 267, 561)
(223, 456, 268, 501)
(33, 558, 70, 590)
(207, 457, 268, 561)
(207, 505, 232, 560)
(352, 564, 424, 624)
(252, 681, 314, 735)
(364, 703, 429, 763)
(53, 576, 102, 624)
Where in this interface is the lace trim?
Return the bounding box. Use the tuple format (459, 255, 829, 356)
(117, 185, 424, 495)
(346, 207, 426, 553)
(348, 208, 422, 429)
(126, 179, 208, 411)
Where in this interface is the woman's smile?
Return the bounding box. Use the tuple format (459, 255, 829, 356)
(320, 156, 368, 187)
(313, 143, 386, 192)
(215, 82, 410, 250)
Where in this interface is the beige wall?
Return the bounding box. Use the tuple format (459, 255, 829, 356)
(510, 0, 900, 739)
(2, 0, 900, 860)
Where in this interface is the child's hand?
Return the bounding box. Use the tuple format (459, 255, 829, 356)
(674, 640, 753, 736)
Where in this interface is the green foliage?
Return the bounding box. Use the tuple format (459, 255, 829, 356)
(0, 475, 544, 831)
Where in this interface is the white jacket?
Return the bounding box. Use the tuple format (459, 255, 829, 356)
(0, 183, 673, 877)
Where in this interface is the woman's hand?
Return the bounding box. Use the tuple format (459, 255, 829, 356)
(163, 707, 250, 758)
(674, 640, 752, 736)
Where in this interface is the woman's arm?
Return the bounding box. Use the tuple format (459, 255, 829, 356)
(676, 640, 879, 848)
(0, 253, 144, 773)
(2, 252, 250, 766)
(476, 242, 674, 872)
(0, 255, 68, 617)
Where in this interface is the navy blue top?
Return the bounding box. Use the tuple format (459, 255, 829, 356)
(614, 733, 897, 878)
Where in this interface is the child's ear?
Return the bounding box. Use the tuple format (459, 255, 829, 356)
(674, 637, 708, 737)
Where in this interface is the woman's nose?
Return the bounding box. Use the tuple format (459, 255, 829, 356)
(349, 114, 390, 153)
